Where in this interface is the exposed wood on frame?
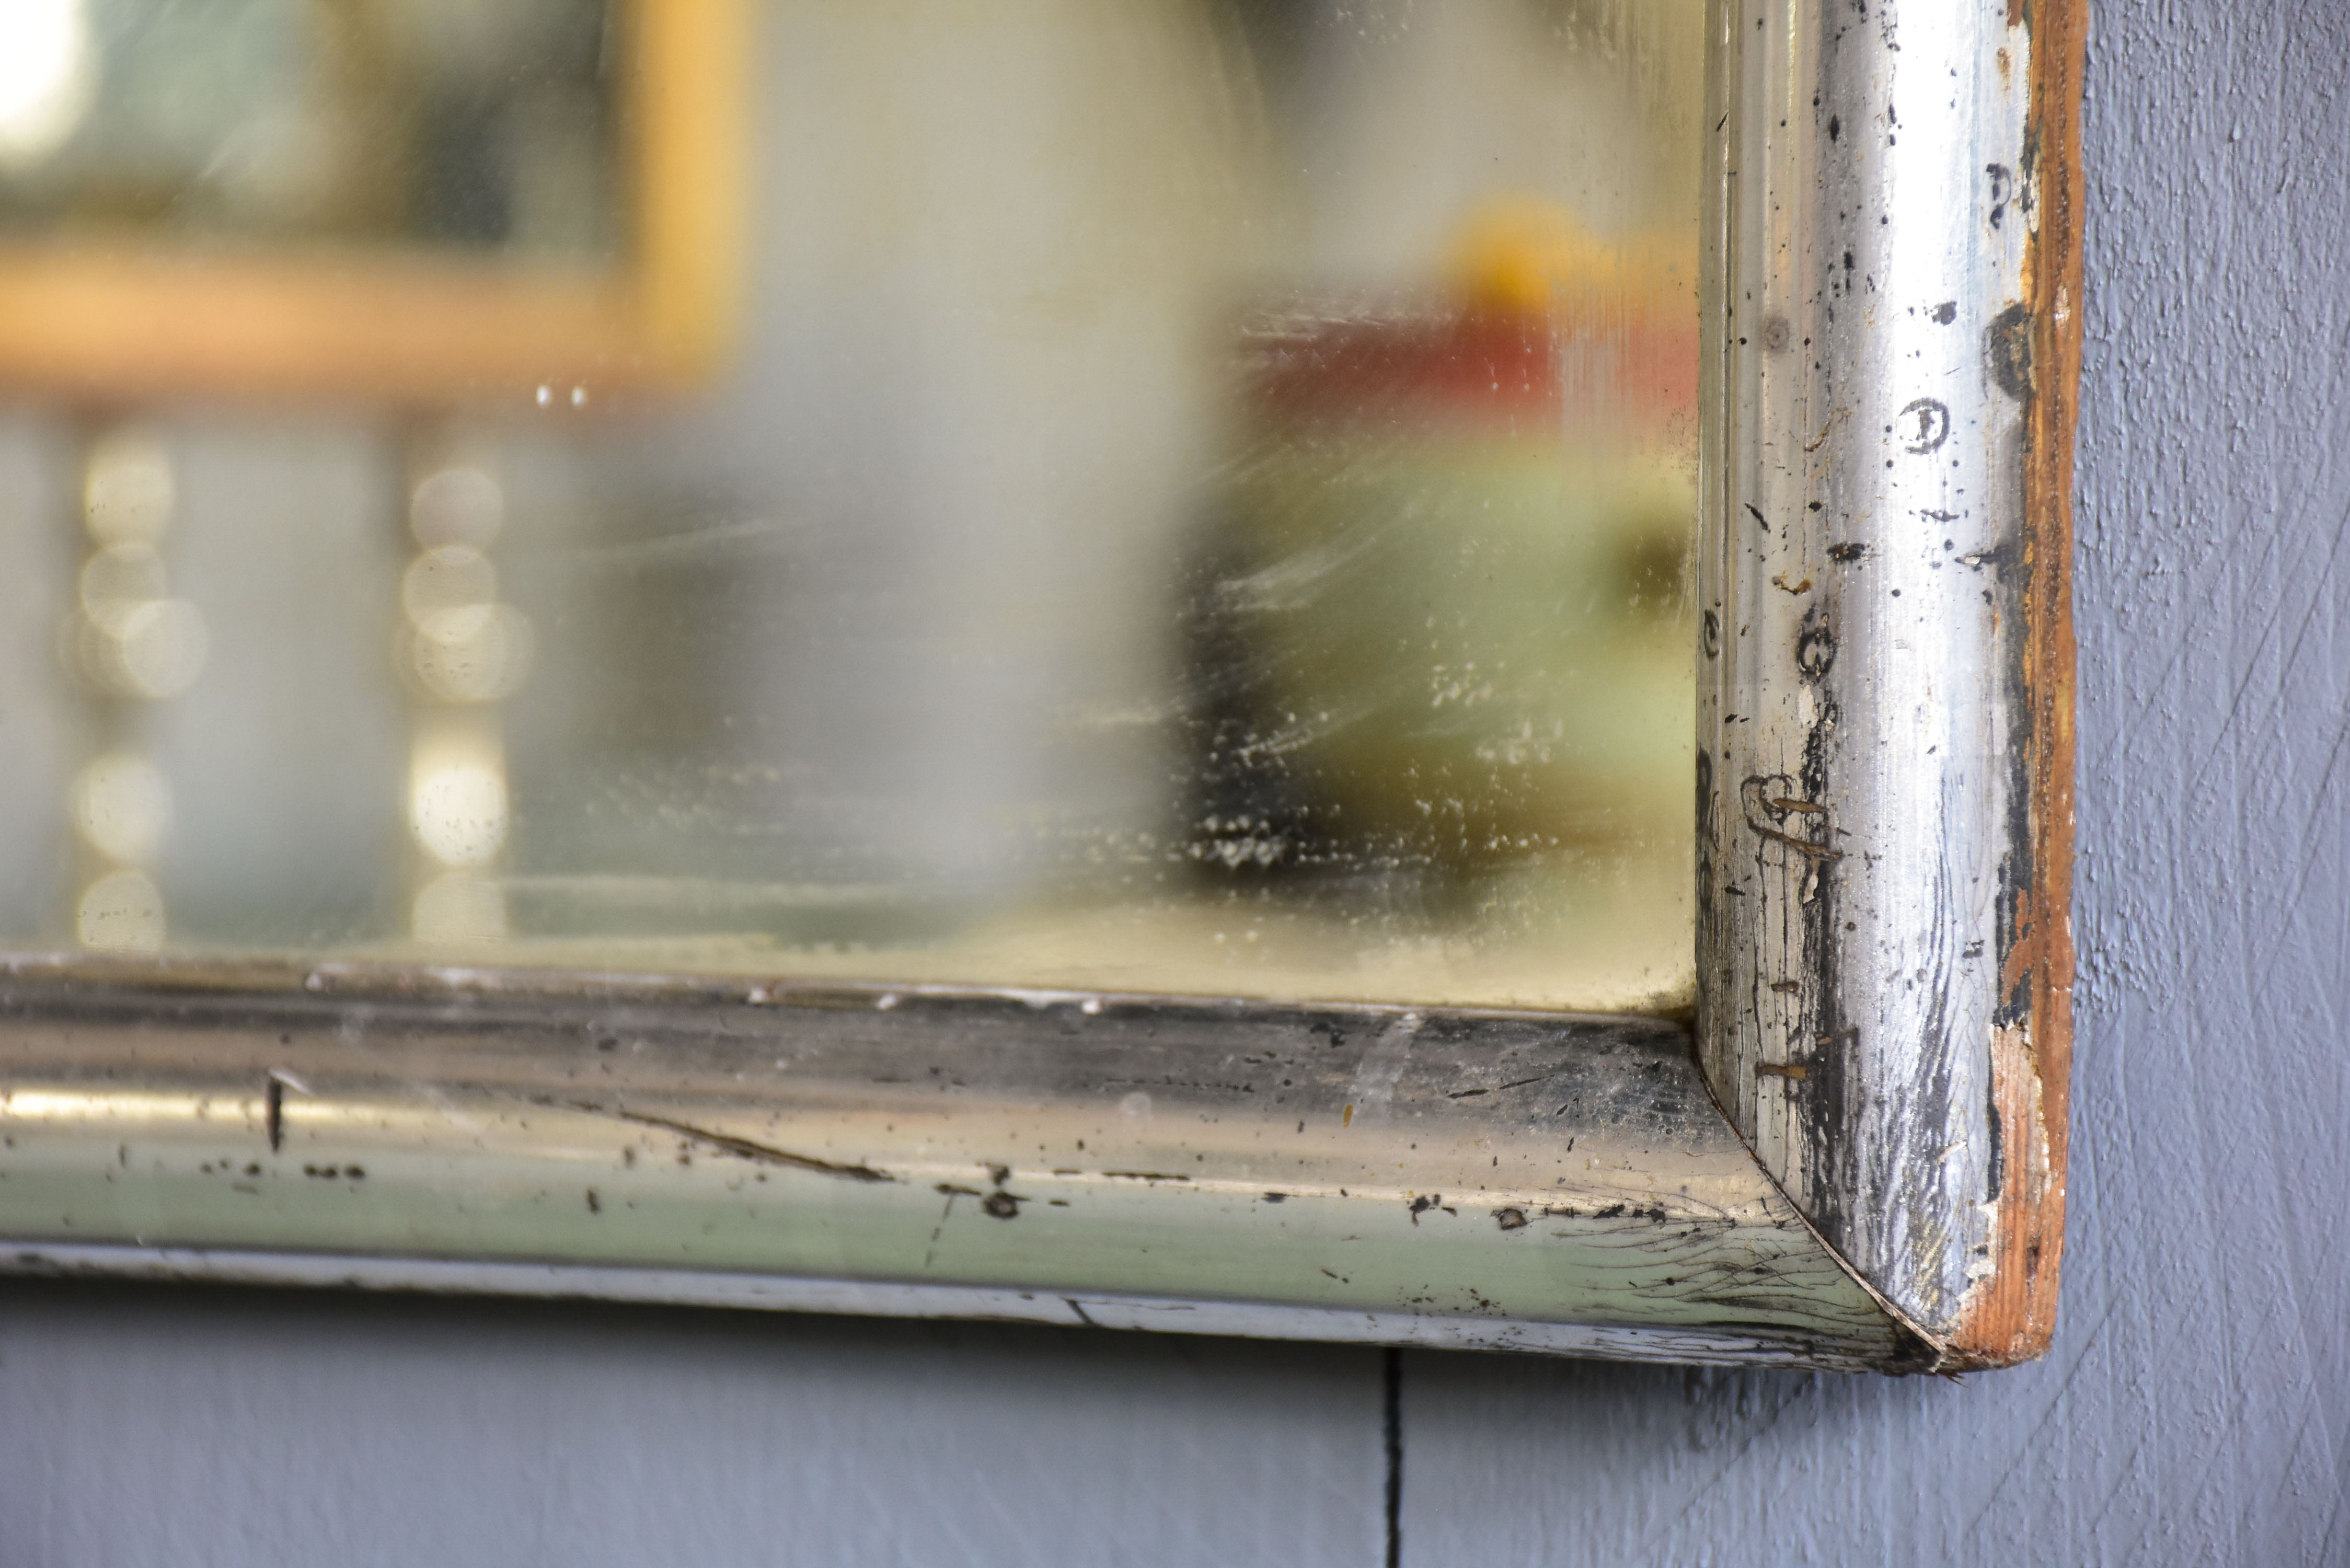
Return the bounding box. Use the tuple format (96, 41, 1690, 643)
(1697, 0, 2081, 1367)
(1947, 0, 2082, 1368)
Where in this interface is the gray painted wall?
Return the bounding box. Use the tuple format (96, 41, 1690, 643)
(3, 2, 2344, 1562)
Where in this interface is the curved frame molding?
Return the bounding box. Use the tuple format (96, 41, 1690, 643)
(0, 962, 1914, 1370)
(0, 0, 2081, 1373)
(1697, 0, 2080, 1366)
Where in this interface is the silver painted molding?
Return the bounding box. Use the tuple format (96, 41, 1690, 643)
(0, 962, 1913, 1370)
(0, 1245, 1881, 1369)
(1697, 0, 2073, 1362)
(0, 0, 2078, 1372)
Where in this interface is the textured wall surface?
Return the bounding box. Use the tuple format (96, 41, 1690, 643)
(3, 2, 2345, 1563)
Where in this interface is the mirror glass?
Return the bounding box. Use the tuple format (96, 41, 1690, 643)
(0, 0, 1703, 1012)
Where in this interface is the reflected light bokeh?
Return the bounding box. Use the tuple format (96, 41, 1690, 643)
(408, 749, 509, 869)
(409, 468, 505, 551)
(70, 751, 170, 865)
(74, 868, 163, 952)
(82, 431, 174, 547)
(411, 871, 506, 945)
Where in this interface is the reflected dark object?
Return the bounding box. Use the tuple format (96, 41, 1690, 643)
(1186, 248, 1697, 914)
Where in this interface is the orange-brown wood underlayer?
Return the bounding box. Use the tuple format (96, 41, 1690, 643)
(1949, 0, 2084, 1369)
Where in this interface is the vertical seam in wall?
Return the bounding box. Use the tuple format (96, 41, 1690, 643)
(1383, 1347, 1403, 1567)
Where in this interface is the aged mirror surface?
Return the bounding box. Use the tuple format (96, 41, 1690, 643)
(0, 0, 1706, 1013)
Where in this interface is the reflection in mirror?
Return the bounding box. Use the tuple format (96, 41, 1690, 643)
(0, 0, 1703, 1012)
(0, 0, 619, 257)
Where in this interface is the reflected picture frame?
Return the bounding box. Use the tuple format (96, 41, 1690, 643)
(0, 0, 2083, 1374)
(0, 0, 748, 403)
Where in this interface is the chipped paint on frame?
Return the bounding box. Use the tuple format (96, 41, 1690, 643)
(1698, 0, 2079, 1364)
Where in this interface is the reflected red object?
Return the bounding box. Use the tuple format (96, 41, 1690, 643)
(1242, 304, 1697, 433)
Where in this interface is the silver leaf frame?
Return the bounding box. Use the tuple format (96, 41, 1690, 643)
(0, 0, 2081, 1374)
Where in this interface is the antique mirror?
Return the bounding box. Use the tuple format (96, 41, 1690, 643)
(0, 0, 2081, 1373)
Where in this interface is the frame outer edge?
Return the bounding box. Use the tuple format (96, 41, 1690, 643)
(1698, 0, 2080, 1361)
(0, 973, 1920, 1369)
(1945, 0, 2082, 1369)
(0, 1247, 1900, 1373)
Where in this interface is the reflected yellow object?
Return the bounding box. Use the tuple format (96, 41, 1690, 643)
(1448, 197, 1618, 315)
(1445, 195, 1697, 322)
